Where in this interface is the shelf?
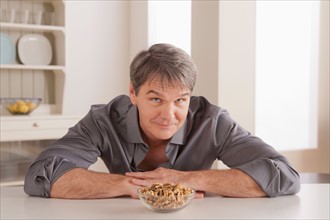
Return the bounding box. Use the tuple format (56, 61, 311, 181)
(0, 0, 67, 187)
(0, 22, 65, 33)
(0, 64, 65, 72)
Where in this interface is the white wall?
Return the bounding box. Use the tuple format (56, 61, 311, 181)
(317, 0, 330, 173)
(191, 1, 219, 106)
(64, 1, 130, 115)
(129, 0, 148, 61)
(218, 1, 256, 133)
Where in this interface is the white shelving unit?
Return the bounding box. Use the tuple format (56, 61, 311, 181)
(0, 0, 82, 142)
(0, 0, 82, 186)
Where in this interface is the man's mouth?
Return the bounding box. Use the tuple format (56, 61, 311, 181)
(154, 121, 176, 128)
(159, 123, 174, 128)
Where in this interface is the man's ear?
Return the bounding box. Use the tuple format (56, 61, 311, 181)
(129, 83, 137, 105)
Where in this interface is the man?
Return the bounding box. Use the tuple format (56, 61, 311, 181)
(24, 43, 300, 199)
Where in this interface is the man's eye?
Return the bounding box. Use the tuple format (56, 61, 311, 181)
(176, 98, 185, 104)
(151, 98, 161, 103)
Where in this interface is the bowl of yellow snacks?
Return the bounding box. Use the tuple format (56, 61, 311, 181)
(137, 183, 195, 213)
(1, 98, 42, 115)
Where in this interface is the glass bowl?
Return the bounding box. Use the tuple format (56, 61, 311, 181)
(1, 98, 42, 115)
(137, 183, 195, 213)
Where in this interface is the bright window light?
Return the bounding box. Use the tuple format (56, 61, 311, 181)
(148, 0, 191, 54)
(255, 1, 320, 151)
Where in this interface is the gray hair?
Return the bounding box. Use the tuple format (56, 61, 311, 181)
(130, 43, 198, 94)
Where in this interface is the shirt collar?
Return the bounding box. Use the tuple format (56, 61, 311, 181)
(169, 119, 187, 145)
(127, 105, 144, 143)
(126, 105, 187, 145)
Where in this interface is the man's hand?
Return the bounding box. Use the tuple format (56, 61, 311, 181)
(126, 167, 184, 186)
(125, 167, 205, 198)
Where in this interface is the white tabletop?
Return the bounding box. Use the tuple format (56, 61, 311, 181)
(1, 184, 329, 219)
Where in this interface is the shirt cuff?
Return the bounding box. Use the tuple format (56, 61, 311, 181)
(234, 158, 300, 197)
(24, 157, 77, 198)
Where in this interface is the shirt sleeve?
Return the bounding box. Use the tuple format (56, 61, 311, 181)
(215, 112, 300, 197)
(24, 109, 104, 197)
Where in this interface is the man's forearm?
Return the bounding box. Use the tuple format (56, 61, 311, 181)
(184, 169, 266, 198)
(50, 168, 138, 199)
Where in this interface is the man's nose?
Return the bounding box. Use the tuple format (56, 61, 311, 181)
(160, 104, 175, 121)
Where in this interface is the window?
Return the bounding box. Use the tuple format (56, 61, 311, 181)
(148, 1, 191, 54)
(255, 1, 320, 151)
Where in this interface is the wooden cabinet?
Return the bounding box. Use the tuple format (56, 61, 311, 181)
(0, 0, 82, 141)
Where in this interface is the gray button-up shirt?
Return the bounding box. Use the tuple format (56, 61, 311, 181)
(24, 95, 300, 197)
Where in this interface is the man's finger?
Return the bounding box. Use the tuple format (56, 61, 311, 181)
(125, 172, 142, 177)
(131, 178, 153, 187)
(195, 191, 205, 198)
(125, 171, 157, 179)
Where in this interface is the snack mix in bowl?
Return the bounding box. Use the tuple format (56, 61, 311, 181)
(1, 98, 42, 115)
(137, 183, 195, 213)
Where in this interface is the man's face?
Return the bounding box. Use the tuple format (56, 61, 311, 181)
(129, 78, 191, 144)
